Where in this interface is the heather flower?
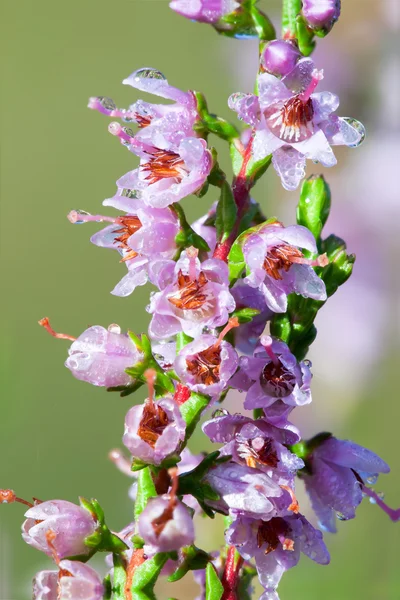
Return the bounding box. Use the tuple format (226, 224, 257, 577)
(230, 281, 273, 355)
(303, 436, 391, 532)
(229, 58, 364, 190)
(261, 40, 301, 78)
(232, 336, 312, 419)
(33, 561, 104, 600)
(226, 514, 329, 595)
(68, 194, 179, 297)
(22, 500, 96, 560)
(203, 414, 303, 484)
(204, 462, 286, 520)
(64, 324, 142, 387)
(242, 221, 327, 312)
(169, 0, 240, 24)
(108, 128, 212, 209)
(123, 391, 186, 465)
(148, 248, 236, 340)
(90, 67, 198, 151)
(302, 0, 341, 32)
(138, 494, 195, 555)
(174, 319, 239, 397)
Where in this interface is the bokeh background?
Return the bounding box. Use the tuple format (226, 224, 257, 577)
(1, 0, 399, 598)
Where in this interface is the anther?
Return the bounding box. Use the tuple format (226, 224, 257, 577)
(281, 485, 300, 513)
(38, 318, 77, 342)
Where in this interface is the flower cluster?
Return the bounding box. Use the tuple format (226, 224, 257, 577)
(4, 2, 398, 600)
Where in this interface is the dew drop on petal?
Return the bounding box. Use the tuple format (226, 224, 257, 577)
(108, 323, 121, 334)
(69, 209, 91, 224)
(336, 512, 349, 521)
(99, 96, 116, 111)
(212, 408, 230, 418)
(228, 92, 248, 111)
(342, 117, 366, 147)
(366, 474, 378, 485)
(134, 68, 166, 82)
(303, 359, 312, 367)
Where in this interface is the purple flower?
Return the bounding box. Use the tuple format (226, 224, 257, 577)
(303, 436, 390, 532)
(107, 128, 212, 209)
(138, 494, 195, 555)
(169, 0, 240, 24)
(33, 560, 104, 600)
(229, 58, 364, 190)
(90, 67, 198, 151)
(226, 514, 329, 595)
(203, 414, 303, 485)
(302, 0, 341, 32)
(68, 195, 180, 298)
(204, 462, 287, 520)
(65, 324, 142, 387)
(261, 40, 301, 78)
(123, 396, 186, 465)
(148, 249, 236, 340)
(231, 336, 312, 419)
(191, 204, 217, 257)
(230, 280, 273, 355)
(22, 500, 96, 560)
(242, 221, 327, 312)
(174, 320, 239, 397)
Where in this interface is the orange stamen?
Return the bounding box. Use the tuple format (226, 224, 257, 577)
(38, 318, 76, 341)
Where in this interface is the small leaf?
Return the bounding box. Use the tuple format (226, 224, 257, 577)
(297, 175, 331, 242)
(112, 553, 127, 600)
(176, 332, 194, 353)
(131, 553, 169, 591)
(230, 307, 260, 324)
(250, 5, 276, 41)
(173, 202, 211, 253)
(215, 181, 237, 243)
(134, 468, 157, 521)
(168, 545, 210, 582)
(245, 154, 272, 185)
(295, 14, 316, 56)
(180, 392, 210, 439)
(205, 563, 224, 600)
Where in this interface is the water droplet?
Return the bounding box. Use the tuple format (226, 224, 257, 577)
(366, 475, 378, 485)
(336, 512, 349, 521)
(108, 323, 121, 334)
(123, 126, 135, 138)
(135, 68, 166, 81)
(98, 96, 116, 111)
(303, 359, 312, 367)
(342, 117, 366, 147)
(369, 496, 377, 505)
(377, 491, 385, 500)
(122, 188, 141, 199)
(69, 209, 91, 224)
(212, 408, 229, 418)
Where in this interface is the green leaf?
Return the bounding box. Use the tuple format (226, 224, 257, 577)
(176, 331, 194, 353)
(80, 497, 128, 555)
(173, 202, 211, 253)
(194, 92, 239, 142)
(112, 553, 127, 600)
(131, 553, 169, 591)
(282, 0, 302, 38)
(205, 563, 224, 600)
(296, 14, 316, 56)
(245, 153, 272, 185)
(297, 175, 331, 242)
(230, 142, 243, 177)
(168, 545, 210, 582)
(230, 307, 260, 324)
(180, 392, 210, 439)
(215, 181, 237, 244)
(134, 468, 157, 521)
(249, 5, 276, 41)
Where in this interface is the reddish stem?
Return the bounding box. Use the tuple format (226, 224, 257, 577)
(125, 549, 145, 600)
(213, 136, 254, 263)
(221, 546, 244, 600)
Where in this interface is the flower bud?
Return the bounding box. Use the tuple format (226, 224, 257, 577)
(33, 560, 104, 600)
(260, 40, 301, 77)
(65, 325, 142, 387)
(169, 0, 239, 24)
(302, 0, 341, 33)
(22, 500, 97, 561)
(138, 495, 195, 554)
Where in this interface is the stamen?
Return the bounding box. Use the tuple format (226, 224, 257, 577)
(144, 368, 157, 408)
(290, 252, 329, 268)
(299, 69, 324, 103)
(186, 246, 198, 282)
(38, 318, 77, 342)
(108, 122, 135, 144)
(168, 467, 179, 503)
(281, 485, 300, 513)
(45, 529, 59, 565)
(108, 449, 133, 477)
(67, 210, 115, 225)
(0, 489, 34, 508)
(361, 485, 400, 522)
(215, 317, 240, 347)
(260, 335, 280, 367)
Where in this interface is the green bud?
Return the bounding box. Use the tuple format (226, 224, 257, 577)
(297, 175, 331, 242)
(134, 468, 157, 521)
(215, 181, 237, 243)
(205, 563, 224, 600)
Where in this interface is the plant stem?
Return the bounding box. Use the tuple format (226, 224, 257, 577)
(221, 546, 244, 600)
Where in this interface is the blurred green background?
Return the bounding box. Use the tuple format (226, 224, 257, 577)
(1, 0, 399, 598)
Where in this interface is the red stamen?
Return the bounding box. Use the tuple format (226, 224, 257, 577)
(144, 368, 157, 408)
(215, 317, 240, 347)
(281, 485, 300, 514)
(108, 449, 133, 476)
(261, 335, 280, 367)
(38, 318, 76, 342)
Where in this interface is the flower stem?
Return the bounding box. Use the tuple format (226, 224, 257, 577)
(221, 546, 244, 600)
